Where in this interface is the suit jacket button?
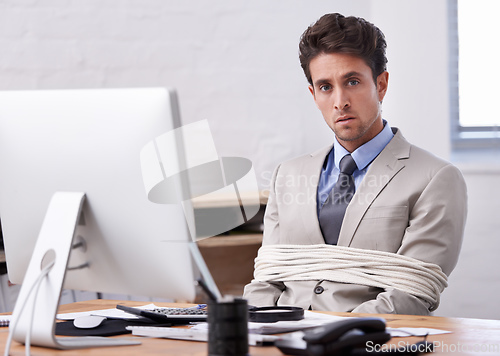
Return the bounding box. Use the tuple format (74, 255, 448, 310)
(314, 286, 324, 294)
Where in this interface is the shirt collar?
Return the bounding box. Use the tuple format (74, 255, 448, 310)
(333, 120, 394, 171)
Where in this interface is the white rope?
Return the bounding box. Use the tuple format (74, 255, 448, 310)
(253, 244, 448, 311)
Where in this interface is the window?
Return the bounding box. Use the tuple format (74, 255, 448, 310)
(452, 0, 500, 149)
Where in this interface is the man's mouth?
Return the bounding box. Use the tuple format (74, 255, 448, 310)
(336, 115, 354, 123)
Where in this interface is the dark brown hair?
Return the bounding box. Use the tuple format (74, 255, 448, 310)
(299, 13, 388, 85)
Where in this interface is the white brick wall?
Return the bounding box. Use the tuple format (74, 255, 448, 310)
(0, 0, 371, 189)
(0, 0, 498, 319)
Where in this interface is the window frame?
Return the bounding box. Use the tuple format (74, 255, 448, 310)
(449, 0, 500, 151)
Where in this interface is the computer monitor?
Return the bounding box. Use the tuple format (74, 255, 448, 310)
(0, 87, 220, 349)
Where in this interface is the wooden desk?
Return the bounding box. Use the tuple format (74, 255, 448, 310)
(1, 300, 499, 355)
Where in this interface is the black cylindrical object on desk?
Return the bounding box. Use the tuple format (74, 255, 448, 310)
(208, 298, 249, 356)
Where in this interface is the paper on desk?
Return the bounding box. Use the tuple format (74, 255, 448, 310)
(266, 312, 451, 338)
(128, 325, 208, 341)
(274, 326, 452, 339)
(127, 326, 278, 346)
(387, 327, 452, 337)
(250, 311, 347, 334)
(192, 311, 452, 338)
(189, 310, 347, 335)
(56, 303, 157, 320)
(127, 324, 450, 347)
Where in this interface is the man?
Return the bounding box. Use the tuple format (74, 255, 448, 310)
(243, 13, 467, 315)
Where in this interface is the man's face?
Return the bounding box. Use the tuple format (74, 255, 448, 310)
(308, 52, 389, 152)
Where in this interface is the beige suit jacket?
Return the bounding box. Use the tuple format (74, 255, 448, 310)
(243, 128, 467, 315)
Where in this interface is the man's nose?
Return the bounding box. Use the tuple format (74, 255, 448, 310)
(334, 90, 350, 110)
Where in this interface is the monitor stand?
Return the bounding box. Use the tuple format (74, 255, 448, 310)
(8, 192, 140, 350)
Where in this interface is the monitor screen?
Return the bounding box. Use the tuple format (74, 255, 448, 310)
(0, 87, 203, 302)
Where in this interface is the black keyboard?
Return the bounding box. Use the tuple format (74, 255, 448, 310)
(151, 306, 207, 316)
(116, 304, 207, 324)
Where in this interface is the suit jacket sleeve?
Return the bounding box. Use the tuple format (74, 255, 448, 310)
(243, 164, 286, 306)
(352, 163, 467, 314)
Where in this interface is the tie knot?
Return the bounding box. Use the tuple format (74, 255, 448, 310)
(339, 154, 357, 175)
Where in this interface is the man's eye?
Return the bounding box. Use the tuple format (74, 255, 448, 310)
(348, 80, 360, 86)
(319, 85, 331, 91)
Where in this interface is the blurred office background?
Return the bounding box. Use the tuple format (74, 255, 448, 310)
(0, 0, 498, 319)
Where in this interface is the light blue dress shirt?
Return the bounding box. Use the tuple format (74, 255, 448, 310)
(317, 121, 394, 215)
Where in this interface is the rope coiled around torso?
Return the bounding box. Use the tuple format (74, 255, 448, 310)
(253, 244, 448, 311)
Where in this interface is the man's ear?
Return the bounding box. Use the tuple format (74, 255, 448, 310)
(377, 71, 389, 102)
(308, 84, 315, 97)
(309, 85, 319, 109)
(308, 85, 320, 109)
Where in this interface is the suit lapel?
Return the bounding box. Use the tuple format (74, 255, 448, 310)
(299, 145, 332, 244)
(338, 129, 411, 246)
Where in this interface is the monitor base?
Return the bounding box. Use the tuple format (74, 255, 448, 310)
(7, 192, 141, 350)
